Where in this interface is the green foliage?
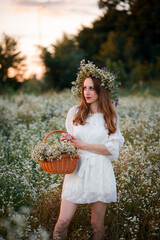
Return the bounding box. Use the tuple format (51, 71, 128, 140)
(1, 1, 160, 93)
(105, 58, 128, 86)
(120, 81, 160, 96)
(20, 78, 42, 94)
(38, 0, 160, 90)
(0, 33, 26, 91)
(98, 0, 131, 11)
(76, 0, 160, 85)
(39, 34, 84, 90)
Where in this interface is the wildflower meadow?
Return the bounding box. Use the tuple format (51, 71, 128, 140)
(0, 91, 159, 240)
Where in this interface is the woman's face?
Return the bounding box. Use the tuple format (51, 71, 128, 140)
(83, 77, 99, 104)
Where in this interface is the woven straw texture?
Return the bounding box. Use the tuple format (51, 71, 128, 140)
(39, 130, 78, 174)
(39, 154, 78, 174)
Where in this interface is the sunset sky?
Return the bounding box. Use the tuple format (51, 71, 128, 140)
(0, 0, 103, 78)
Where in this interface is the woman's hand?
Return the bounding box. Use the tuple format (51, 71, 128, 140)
(61, 133, 73, 141)
(61, 133, 85, 149)
(70, 137, 86, 150)
(71, 137, 112, 155)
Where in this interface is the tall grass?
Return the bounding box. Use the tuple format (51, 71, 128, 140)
(0, 92, 159, 239)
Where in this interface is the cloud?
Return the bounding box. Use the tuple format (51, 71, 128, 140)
(14, 0, 98, 7)
(14, 0, 65, 7)
(13, 0, 100, 16)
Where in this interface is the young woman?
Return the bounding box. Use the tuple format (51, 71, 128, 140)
(53, 60, 124, 240)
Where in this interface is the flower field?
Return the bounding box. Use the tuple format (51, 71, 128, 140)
(0, 92, 159, 240)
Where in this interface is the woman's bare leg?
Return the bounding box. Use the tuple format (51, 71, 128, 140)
(91, 201, 107, 240)
(53, 199, 79, 240)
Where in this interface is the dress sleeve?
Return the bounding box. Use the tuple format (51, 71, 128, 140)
(104, 115, 124, 160)
(65, 106, 78, 135)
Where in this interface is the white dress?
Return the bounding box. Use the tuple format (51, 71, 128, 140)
(61, 106, 124, 204)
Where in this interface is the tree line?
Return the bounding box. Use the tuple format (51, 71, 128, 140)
(0, 0, 160, 93)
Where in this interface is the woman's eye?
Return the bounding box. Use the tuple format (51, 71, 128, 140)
(83, 86, 94, 90)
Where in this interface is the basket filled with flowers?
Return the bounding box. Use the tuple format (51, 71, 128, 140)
(31, 130, 79, 174)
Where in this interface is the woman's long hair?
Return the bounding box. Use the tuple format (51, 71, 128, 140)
(73, 76, 117, 135)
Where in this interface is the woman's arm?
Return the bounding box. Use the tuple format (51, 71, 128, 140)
(71, 137, 111, 156)
(61, 133, 111, 155)
(83, 143, 111, 155)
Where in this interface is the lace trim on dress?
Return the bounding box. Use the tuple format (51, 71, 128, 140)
(105, 140, 120, 160)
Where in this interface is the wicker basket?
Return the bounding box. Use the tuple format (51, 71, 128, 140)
(39, 130, 79, 174)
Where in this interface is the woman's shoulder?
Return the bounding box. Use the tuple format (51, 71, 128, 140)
(67, 105, 79, 116)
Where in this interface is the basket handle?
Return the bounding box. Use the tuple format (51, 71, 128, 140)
(42, 130, 71, 142)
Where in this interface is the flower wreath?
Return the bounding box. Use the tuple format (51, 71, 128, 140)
(71, 59, 121, 107)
